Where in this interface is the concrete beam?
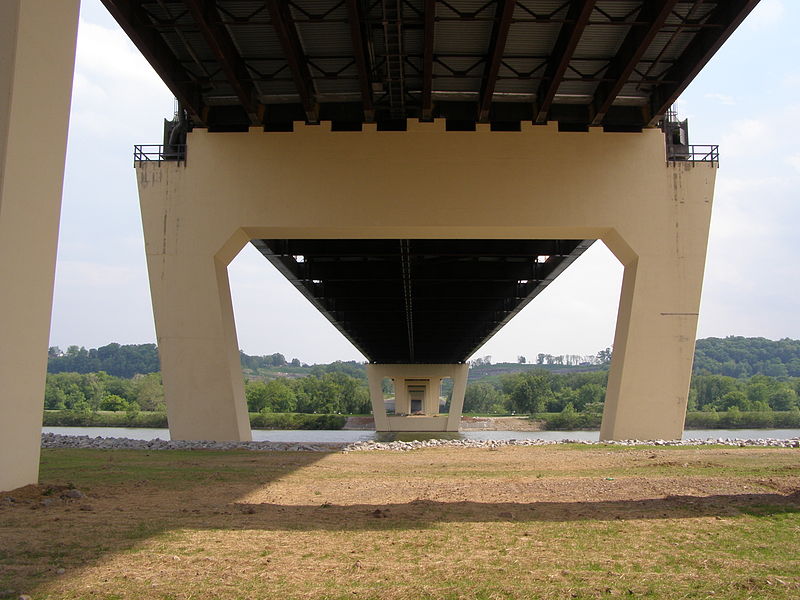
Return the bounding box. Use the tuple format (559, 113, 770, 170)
(0, 0, 80, 492)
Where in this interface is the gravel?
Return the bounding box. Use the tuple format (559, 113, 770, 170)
(41, 432, 800, 453)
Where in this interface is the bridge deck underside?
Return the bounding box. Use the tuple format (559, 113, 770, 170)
(254, 239, 592, 363)
(102, 0, 758, 131)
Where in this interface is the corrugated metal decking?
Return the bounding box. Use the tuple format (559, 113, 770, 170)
(102, 0, 759, 130)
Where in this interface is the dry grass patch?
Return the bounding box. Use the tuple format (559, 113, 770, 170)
(0, 446, 798, 599)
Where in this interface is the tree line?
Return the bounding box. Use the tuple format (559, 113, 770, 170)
(462, 370, 800, 416)
(694, 336, 800, 377)
(43, 369, 370, 416)
(244, 373, 370, 415)
(49, 337, 800, 380)
(44, 338, 800, 424)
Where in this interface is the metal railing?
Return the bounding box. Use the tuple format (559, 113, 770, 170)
(667, 144, 719, 164)
(133, 144, 186, 165)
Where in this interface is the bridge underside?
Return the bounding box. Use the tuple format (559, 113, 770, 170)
(255, 238, 592, 364)
(102, 0, 758, 131)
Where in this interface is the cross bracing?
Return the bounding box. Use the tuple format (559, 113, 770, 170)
(102, 0, 759, 131)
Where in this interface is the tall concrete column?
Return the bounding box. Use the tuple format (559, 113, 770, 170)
(0, 0, 80, 491)
(366, 365, 390, 431)
(446, 365, 469, 431)
(139, 169, 252, 441)
(601, 165, 713, 440)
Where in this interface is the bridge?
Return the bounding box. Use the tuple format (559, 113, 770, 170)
(1, 0, 759, 490)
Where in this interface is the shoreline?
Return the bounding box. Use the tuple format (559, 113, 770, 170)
(40, 432, 800, 452)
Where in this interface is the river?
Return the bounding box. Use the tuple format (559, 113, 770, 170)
(42, 427, 800, 443)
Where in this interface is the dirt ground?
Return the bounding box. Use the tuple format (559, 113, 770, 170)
(459, 416, 545, 431)
(1, 446, 799, 599)
(344, 416, 543, 430)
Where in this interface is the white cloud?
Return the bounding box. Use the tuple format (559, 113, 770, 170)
(787, 155, 800, 173)
(782, 73, 800, 90)
(703, 93, 735, 106)
(55, 260, 142, 288)
(75, 20, 164, 87)
(745, 0, 785, 30)
(476, 243, 622, 360)
(69, 19, 173, 142)
(719, 118, 770, 158)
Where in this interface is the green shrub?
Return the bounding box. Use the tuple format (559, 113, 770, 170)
(248, 412, 346, 430)
(43, 410, 168, 428)
(684, 410, 800, 429)
(537, 404, 602, 430)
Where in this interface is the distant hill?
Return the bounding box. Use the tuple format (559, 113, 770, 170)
(693, 336, 800, 377)
(47, 336, 800, 379)
(47, 343, 159, 379)
(467, 362, 605, 382)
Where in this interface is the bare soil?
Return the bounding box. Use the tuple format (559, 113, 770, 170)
(459, 416, 544, 431)
(344, 416, 543, 430)
(1, 446, 798, 599)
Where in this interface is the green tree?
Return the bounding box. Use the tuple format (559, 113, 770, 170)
(464, 383, 506, 413)
(264, 379, 297, 413)
(245, 381, 271, 412)
(769, 387, 798, 411)
(133, 373, 165, 411)
(509, 380, 534, 413)
(100, 394, 130, 411)
(44, 381, 67, 410)
(575, 383, 605, 411)
(715, 390, 749, 411)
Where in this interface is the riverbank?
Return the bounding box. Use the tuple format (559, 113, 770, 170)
(3, 445, 799, 599)
(39, 432, 800, 452)
(43, 410, 800, 432)
(348, 412, 800, 431)
(43, 410, 345, 430)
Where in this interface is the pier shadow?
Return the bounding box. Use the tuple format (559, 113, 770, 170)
(228, 491, 800, 531)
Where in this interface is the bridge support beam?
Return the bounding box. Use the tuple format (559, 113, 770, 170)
(137, 122, 715, 441)
(139, 208, 252, 441)
(0, 0, 79, 491)
(600, 186, 712, 441)
(366, 364, 468, 432)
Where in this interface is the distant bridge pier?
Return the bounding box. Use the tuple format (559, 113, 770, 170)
(0, 0, 79, 492)
(136, 123, 715, 444)
(366, 364, 468, 432)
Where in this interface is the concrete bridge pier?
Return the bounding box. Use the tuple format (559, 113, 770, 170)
(135, 124, 715, 445)
(141, 227, 253, 442)
(0, 0, 79, 492)
(366, 364, 469, 432)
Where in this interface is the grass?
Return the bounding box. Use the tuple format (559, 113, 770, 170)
(0, 445, 798, 599)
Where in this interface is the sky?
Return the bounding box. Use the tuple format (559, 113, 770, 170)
(50, 0, 800, 364)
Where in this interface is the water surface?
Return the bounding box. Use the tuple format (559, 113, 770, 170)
(42, 427, 800, 443)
